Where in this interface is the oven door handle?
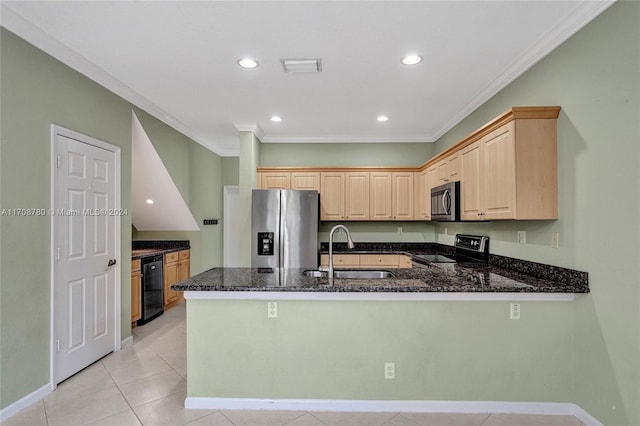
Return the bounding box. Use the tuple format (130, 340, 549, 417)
(442, 189, 451, 214)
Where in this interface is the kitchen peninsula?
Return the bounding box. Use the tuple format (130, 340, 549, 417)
(175, 246, 588, 412)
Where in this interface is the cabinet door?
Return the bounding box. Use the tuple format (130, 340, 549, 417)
(426, 166, 438, 220)
(320, 172, 345, 220)
(392, 172, 414, 220)
(291, 172, 320, 192)
(360, 254, 399, 267)
(131, 260, 141, 323)
(414, 171, 426, 220)
(460, 141, 483, 221)
(261, 172, 290, 189)
(345, 172, 370, 220)
(163, 258, 179, 306)
(320, 254, 360, 268)
(399, 255, 412, 268)
(370, 172, 392, 220)
(481, 123, 516, 220)
(447, 153, 460, 182)
(178, 249, 190, 297)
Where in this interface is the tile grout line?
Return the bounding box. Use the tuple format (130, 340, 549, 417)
(99, 358, 146, 426)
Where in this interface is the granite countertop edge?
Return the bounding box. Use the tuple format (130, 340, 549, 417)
(131, 240, 191, 260)
(170, 243, 589, 294)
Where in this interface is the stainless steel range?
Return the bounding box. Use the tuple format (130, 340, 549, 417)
(414, 234, 490, 264)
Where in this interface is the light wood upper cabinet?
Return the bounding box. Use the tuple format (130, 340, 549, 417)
(391, 172, 414, 220)
(320, 172, 345, 220)
(257, 106, 560, 222)
(437, 152, 459, 184)
(291, 171, 320, 191)
(260, 172, 290, 189)
(414, 167, 436, 220)
(460, 118, 557, 220)
(345, 172, 370, 220)
(370, 172, 393, 220)
(460, 140, 483, 220)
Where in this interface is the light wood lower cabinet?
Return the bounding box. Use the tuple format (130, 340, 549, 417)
(320, 254, 412, 269)
(131, 259, 141, 324)
(164, 249, 190, 309)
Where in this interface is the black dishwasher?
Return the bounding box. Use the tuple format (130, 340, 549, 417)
(138, 255, 164, 325)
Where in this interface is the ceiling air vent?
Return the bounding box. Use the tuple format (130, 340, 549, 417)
(281, 58, 322, 74)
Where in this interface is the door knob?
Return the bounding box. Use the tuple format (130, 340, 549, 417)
(107, 259, 117, 267)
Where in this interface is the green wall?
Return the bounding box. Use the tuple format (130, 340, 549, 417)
(260, 142, 437, 243)
(189, 299, 573, 401)
(0, 27, 132, 409)
(0, 27, 224, 410)
(131, 109, 225, 274)
(239, 2, 638, 424)
(430, 3, 639, 424)
(260, 142, 433, 167)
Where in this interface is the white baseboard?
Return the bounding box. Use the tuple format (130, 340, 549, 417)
(573, 404, 605, 426)
(185, 398, 603, 425)
(121, 335, 134, 348)
(0, 383, 52, 422)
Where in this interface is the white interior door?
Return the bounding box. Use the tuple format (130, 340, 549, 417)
(54, 130, 119, 384)
(223, 186, 241, 267)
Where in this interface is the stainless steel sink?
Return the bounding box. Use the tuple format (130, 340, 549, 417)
(303, 270, 327, 278)
(303, 270, 394, 279)
(334, 270, 394, 279)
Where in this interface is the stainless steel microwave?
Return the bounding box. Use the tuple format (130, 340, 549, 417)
(431, 181, 460, 221)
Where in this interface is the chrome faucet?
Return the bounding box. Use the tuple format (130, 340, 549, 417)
(327, 224, 355, 286)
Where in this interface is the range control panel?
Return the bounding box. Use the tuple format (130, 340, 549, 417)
(454, 234, 490, 263)
(454, 234, 489, 253)
(257, 232, 274, 256)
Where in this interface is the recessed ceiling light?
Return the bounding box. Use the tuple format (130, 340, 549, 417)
(401, 55, 422, 65)
(270, 116, 282, 122)
(237, 58, 259, 69)
(146, 199, 154, 205)
(377, 115, 389, 122)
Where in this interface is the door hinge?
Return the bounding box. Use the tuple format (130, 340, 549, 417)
(56, 156, 61, 168)
(56, 247, 60, 261)
(56, 339, 60, 352)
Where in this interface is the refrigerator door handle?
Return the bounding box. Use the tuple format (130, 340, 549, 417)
(279, 194, 285, 270)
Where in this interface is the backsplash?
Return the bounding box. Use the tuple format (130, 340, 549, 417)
(320, 242, 588, 288)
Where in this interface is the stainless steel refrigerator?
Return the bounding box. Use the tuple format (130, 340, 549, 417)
(251, 189, 319, 269)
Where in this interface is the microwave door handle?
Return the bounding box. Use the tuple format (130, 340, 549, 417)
(443, 189, 451, 214)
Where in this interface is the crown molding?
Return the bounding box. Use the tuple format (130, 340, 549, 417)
(259, 135, 434, 144)
(431, 0, 617, 142)
(1, 3, 229, 157)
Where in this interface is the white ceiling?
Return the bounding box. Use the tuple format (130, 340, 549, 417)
(2, 1, 614, 156)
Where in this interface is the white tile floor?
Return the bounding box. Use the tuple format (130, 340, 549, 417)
(2, 300, 585, 426)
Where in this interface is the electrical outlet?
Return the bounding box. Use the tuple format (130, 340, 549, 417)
(267, 302, 278, 318)
(551, 232, 559, 248)
(384, 362, 395, 379)
(517, 231, 526, 244)
(397, 227, 403, 235)
(510, 303, 521, 320)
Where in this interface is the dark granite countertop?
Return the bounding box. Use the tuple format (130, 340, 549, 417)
(171, 242, 588, 294)
(172, 260, 588, 294)
(131, 240, 190, 260)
